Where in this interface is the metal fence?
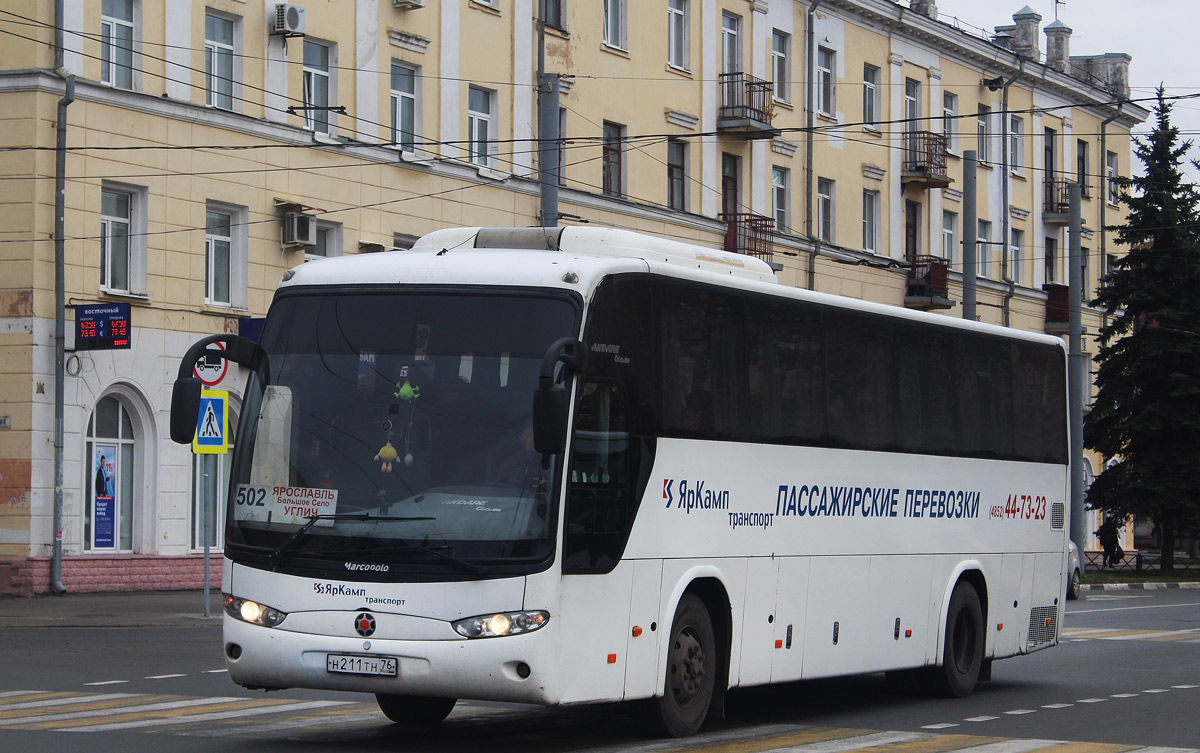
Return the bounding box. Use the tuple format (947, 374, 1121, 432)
(1084, 550, 1200, 572)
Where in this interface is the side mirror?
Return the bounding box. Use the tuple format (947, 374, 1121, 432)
(170, 377, 203, 444)
(169, 334, 264, 445)
(532, 338, 588, 456)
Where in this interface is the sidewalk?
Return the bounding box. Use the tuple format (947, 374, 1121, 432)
(0, 589, 223, 629)
(1080, 581, 1200, 592)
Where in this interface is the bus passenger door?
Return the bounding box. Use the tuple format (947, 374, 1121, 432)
(738, 557, 778, 686)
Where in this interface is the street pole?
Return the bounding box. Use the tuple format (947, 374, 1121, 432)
(962, 150, 978, 322)
(52, 0, 73, 595)
(1068, 182, 1086, 565)
(536, 0, 559, 227)
(202, 468, 211, 618)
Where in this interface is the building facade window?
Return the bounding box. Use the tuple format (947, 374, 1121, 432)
(862, 64, 880, 127)
(1077, 139, 1090, 197)
(602, 121, 625, 197)
(772, 166, 790, 233)
(603, 0, 626, 49)
(1045, 236, 1059, 283)
(99, 183, 148, 296)
(667, 138, 687, 211)
(1010, 228, 1024, 285)
(101, 0, 136, 89)
(1009, 115, 1024, 173)
(205, 208, 232, 306)
(205, 201, 248, 308)
(85, 396, 135, 552)
(204, 12, 235, 110)
(903, 79, 920, 131)
(544, 0, 565, 31)
(977, 105, 991, 162)
(977, 219, 991, 278)
(302, 39, 332, 134)
(943, 92, 957, 150)
(817, 48, 836, 116)
(1106, 151, 1120, 204)
(942, 210, 957, 265)
(1045, 126, 1058, 180)
(721, 13, 740, 74)
(817, 177, 834, 242)
(391, 62, 419, 153)
(308, 220, 342, 260)
(862, 189, 880, 254)
(668, 0, 688, 70)
(468, 86, 496, 167)
(100, 189, 131, 293)
(772, 30, 789, 103)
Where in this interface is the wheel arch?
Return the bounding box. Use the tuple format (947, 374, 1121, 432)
(934, 562, 989, 665)
(661, 568, 733, 718)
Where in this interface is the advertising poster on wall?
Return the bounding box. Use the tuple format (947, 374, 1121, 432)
(93, 443, 117, 549)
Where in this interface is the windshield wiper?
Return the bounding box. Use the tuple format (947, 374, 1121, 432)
(268, 513, 434, 567)
(319, 543, 489, 575)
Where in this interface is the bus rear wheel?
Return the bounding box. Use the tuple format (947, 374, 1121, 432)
(375, 693, 457, 725)
(639, 594, 716, 737)
(930, 581, 984, 698)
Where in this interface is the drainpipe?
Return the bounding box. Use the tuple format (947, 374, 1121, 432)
(52, 0, 72, 595)
(1098, 99, 1123, 328)
(1000, 57, 1024, 328)
(805, 0, 824, 290)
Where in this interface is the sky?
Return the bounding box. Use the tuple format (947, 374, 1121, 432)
(942, 0, 1199, 173)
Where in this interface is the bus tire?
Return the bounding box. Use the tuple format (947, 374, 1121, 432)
(375, 693, 457, 725)
(931, 581, 984, 698)
(640, 594, 716, 737)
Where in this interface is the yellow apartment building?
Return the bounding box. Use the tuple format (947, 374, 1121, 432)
(0, 0, 1147, 593)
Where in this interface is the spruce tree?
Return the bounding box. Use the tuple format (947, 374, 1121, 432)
(1085, 88, 1200, 569)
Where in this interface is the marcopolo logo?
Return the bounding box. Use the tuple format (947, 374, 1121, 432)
(345, 561, 389, 572)
(663, 478, 730, 513)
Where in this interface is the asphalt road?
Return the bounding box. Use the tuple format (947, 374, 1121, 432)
(0, 586, 1196, 753)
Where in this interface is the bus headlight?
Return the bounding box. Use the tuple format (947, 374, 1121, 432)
(223, 594, 288, 628)
(452, 610, 549, 639)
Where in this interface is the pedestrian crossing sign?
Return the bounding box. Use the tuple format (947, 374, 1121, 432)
(193, 390, 229, 455)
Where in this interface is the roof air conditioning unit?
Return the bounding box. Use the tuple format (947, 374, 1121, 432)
(282, 212, 316, 247)
(393, 0, 425, 8)
(271, 4, 305, 36)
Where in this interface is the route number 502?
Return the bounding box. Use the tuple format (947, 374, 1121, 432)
(236, 486, 268, 507)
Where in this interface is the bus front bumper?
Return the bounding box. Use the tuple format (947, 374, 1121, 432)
(222, 614, 559, 705)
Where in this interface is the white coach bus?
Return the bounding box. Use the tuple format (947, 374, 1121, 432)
(169, 227, 1070, 737)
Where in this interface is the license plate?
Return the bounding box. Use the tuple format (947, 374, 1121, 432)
(326, 653, 398, 677)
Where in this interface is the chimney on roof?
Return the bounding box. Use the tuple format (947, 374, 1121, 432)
(993, 24, 1016, 51)
(1012, 6, 1042, 60)
(1044, 19, 1072, 73)
(1070, 53, 1132, 99)
(910, 0, 938, 19)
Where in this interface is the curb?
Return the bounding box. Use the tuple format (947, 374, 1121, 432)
(1080, 582, 1200, 591)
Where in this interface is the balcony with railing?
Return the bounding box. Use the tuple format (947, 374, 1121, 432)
(717, 73, 777, 139)
(904, 255, 954, 310)
(901, 131, 952, 189)
(720, 212, 775, 263)
(1044, 179, 1071, 223)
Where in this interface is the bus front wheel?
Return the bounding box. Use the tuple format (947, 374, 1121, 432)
(375, 693, 457, 725)
(931, 581, 984, 698)
(639, 594, 716, 737)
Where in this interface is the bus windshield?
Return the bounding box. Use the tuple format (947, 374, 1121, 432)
(226, 290, 579, 574)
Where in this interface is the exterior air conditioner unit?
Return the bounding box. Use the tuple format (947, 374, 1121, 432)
(282, 212, 316, 247)
(271, 3, 305, 36)
(393, 0, 425, 8)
